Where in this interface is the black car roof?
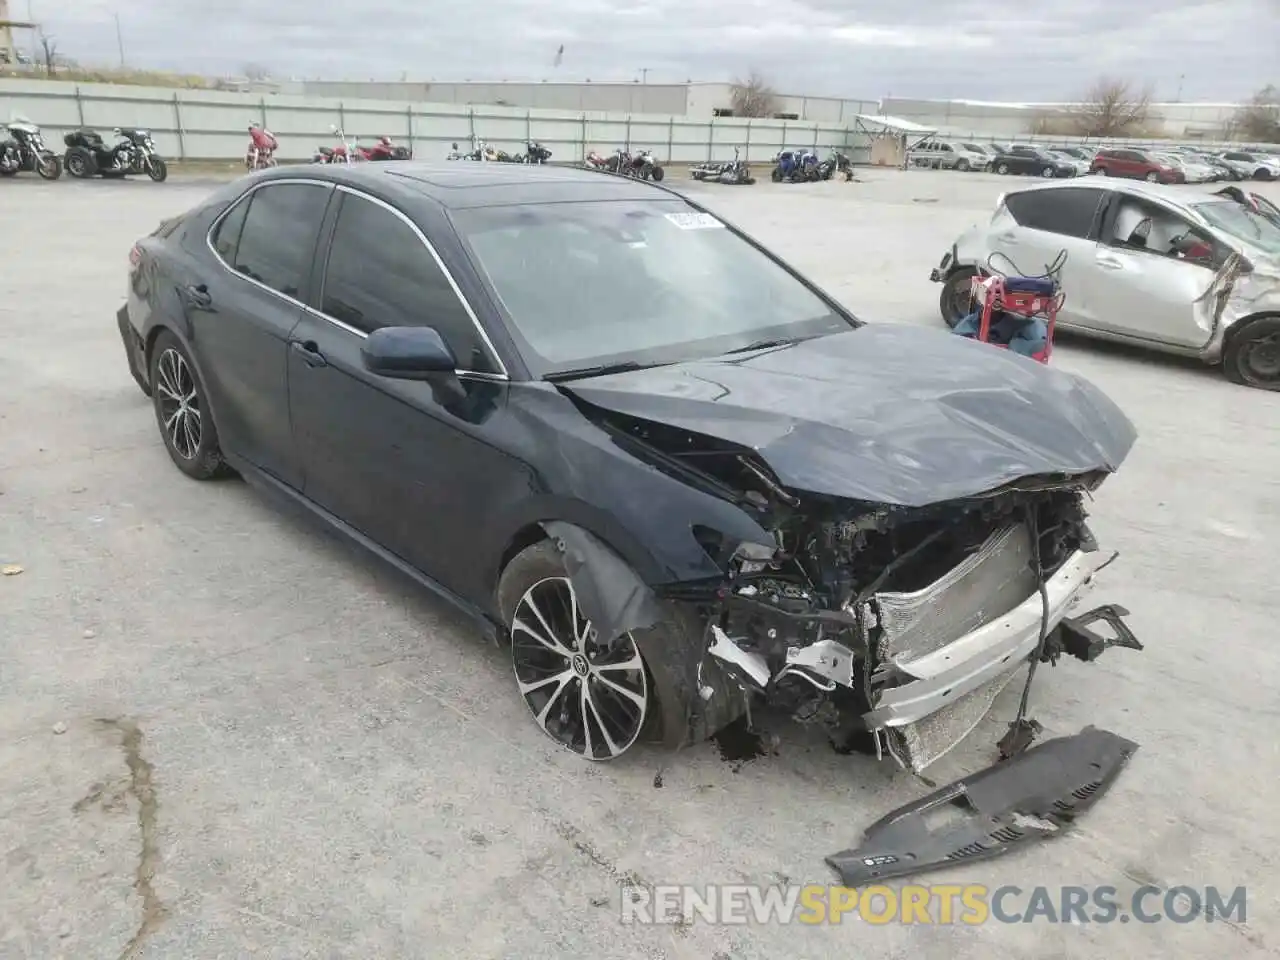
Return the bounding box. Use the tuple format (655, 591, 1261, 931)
(258, 161, 676, 210)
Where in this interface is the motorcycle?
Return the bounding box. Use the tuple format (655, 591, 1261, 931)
(689, 147, 754, 185)
(770, 148, 820, 183)
(816, 149, 853, 182)
(583, 150, 610, 171)
(521, 140, 552, 164)
(0, 118, 63, 179)
(313, 126, 362, 164)
(446, 137, 492, 161)
(63, 127, 168, 182)
(619, 147, 665, 181)
(363, 135, 412, 161)
(245, 123, 279, 171)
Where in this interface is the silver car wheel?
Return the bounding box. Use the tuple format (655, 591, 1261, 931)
(511, 576, 649, 761)
(155, 348, 202, 460)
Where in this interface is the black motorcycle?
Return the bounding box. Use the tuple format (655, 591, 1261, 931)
(816, 150, 854, 182)
(0, 119, 63, 179)
(522, 140, 552, 164)
(690, 147, 754, 185)
(618, 148, 665, 181)
(63, 127, 168, 182)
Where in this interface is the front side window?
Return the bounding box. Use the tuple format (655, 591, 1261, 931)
(1005, 188, 1105, 239)
(452, 200, 853, 377)
(1107, 197, 1222, 267)
(231, 183, 331, 298)
(321, 194, 496, 373)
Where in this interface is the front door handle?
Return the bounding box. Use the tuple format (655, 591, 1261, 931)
(184, 283, 212, 308)
(1095, 255, 1124, 270)
(995, 232, 1018, 244)
(290, 339, 328, 367)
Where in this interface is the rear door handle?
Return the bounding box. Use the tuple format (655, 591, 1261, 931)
(290, 339, 328, 367)
(184, 283, 211, 308)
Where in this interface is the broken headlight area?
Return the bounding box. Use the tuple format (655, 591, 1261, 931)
(664, 461, 1142, 773)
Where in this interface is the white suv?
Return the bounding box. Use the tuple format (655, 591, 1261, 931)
(908, 139, 990, 172)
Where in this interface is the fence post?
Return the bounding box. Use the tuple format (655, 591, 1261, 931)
(339, 101, 346, 133)
(812, 125, 819, 149)
(406, 104, 414, 155)
(580, 113, 587, 161)
(73, 86, 85, 127)
(259, 97, 267, 128)
(172, 93, 186, 160)
(526, 108, 531, 143)
(624, 115, 631, 152)
(667, 116, 674, 163)
(780, 121, 787, 152)
(707, 115, 713, 161)
(469, 107, 476, 140)
(745, 119, 751, 162)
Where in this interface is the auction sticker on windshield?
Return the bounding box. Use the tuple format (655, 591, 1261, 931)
(665, 212, 724, 230)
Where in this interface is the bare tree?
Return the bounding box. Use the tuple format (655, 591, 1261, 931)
(37, 31, 57, 78)
(728, 70, 779, 118)
(1232, 85, 1280, 142)
(1069, 77, 1153, 138)
(242, 62, 271, 81)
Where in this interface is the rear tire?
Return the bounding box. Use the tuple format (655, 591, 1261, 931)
(148, 330, 230, 480)
(65, 146, 96, 178)
(956, 159, 970, 172)
(497, 539, 742, 756)
(36, 153, 62, 180)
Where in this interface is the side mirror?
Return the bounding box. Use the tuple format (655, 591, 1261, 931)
(361, 326, 457, 380)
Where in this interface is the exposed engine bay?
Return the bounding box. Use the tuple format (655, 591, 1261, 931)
(602, 409, 1144, 772)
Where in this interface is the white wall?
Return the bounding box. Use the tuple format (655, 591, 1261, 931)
(0, 78, 858, 163)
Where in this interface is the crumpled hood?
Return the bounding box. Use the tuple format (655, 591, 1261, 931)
(562, 325, 1137, 507)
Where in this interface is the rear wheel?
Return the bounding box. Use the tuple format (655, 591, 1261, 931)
(1255, 168, 1274, 181)
(148, 330, 230, 479)
(65, 146, 96, 178)
(1041, 166, 1055, 177)
(36, 153, 62, 180)
(1224, 316, 1280, 391)
(956, 159, 970, 172)
(1145, 171, 1160, 182)
(940, 267, 979, 327)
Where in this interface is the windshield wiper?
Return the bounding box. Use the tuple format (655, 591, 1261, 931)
(544, 360, 665, 382)
(722, 337, 802, 355)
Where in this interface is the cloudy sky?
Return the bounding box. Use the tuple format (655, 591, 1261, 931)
(20, 0, 1280, 101)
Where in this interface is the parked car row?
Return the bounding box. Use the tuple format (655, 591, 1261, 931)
(910, 137, 1280, 185)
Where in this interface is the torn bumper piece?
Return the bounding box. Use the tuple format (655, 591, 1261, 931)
(825, 726, 1138, 886)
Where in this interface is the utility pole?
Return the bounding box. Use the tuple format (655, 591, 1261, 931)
(1174, 73, 1185, 103)
(114, 12, 124, 67)
(639, 67, 648, 84)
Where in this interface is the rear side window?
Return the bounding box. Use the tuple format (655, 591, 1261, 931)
(1004, 187, 1105, 239)
(231, 183, 331, 299)
(211, 199, 249, 263)
(320, 193, 497, 373)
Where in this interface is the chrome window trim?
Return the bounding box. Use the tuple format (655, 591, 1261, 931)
(204, 177, 511, 382)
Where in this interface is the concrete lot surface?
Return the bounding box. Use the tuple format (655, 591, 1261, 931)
(2, 167, 1278, 959)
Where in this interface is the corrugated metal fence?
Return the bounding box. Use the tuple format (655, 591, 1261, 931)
(0, 79, 861, 164)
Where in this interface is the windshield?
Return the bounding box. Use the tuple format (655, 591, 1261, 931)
(452, 200, 854, 377)
(1192, 200, 1280, 255)
(961, 142, 988, 154)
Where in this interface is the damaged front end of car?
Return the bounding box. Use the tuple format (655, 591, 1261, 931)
(584, 404, 1143, 773)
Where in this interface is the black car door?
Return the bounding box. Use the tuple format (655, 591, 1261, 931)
(287, 187, 531, 601)
(195, 180, 334, 489)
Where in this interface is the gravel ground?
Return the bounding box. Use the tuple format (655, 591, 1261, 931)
(1, 166, 1278, 960)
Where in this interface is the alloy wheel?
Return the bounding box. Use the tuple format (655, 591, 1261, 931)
(155, 348, 203, 460)
(510, 576, 649, 761)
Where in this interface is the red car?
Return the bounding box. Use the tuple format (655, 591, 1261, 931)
(1089, 148, 1185, 183)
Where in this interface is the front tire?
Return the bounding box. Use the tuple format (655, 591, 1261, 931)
(1041, 166, 1055, 177)
(497, 539, 738, 758)
(940, 267, 979, 327)
(147, 157, 169, 182)
(1223, 316, 1280, 391)
(995, 162, 1010, 175)
(148, 330, 230, 479)
(1145, 171, 1160, 182)
(956, 159, 970, 172)
(650, 165, 664, 182)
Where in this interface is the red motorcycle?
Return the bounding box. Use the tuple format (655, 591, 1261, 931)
(313, 130, 411, 164)
(245, 124, 278, 171)
(584, 150, 610, 171)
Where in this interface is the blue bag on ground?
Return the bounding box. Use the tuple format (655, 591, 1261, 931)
(953, 310, 1048, 357)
